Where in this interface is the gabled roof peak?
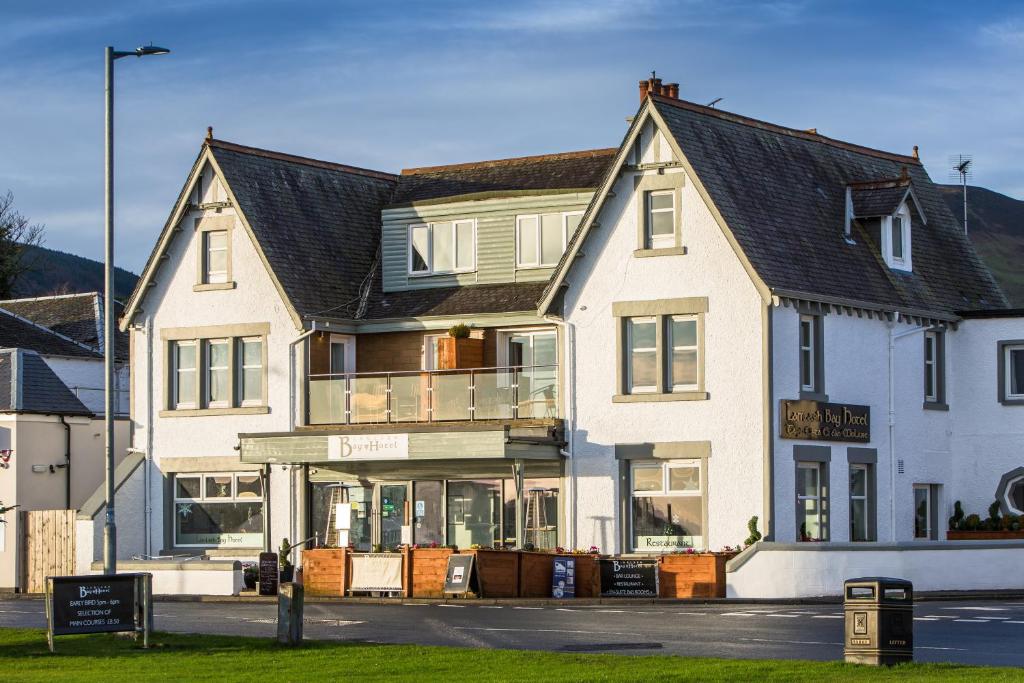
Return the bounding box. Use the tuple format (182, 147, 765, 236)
(649, 93, 922, 165)
(206, 138, 398, 182)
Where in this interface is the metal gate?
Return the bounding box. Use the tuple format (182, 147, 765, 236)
(22, 510, 76, 593)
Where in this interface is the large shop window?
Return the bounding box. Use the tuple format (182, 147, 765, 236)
(408, 220, 476, 275)
(173, 472, 264, 547)
(630, 460, 704, 551)
(796, 461, 828, 541)
(447, 478, 560, 550)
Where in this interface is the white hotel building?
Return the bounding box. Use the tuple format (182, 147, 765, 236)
(80, 77, 1024, 597)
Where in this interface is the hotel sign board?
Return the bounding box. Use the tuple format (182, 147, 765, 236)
(327, 434, 409, 461)
(781, 400, 870, 443)
(45, 573, 152, 652)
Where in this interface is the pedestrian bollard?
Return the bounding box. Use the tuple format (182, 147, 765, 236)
(277, 582, 304, 645)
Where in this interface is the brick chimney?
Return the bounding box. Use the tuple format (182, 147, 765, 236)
(639, 73, 680, 102)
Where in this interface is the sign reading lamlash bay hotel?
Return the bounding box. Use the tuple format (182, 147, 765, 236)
(74, 74, 1024, 599)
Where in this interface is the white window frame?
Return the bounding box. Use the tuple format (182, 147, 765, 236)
(515, 212, 582, 269)
(799, 315, 816, 392)
(238, 337, 264, 407)
(1006, 344, 1024, 400)
(205, 338, 231, 408)
(849, 464, 870, 542)
(173, 472, 265, 548)
(913, 484, 932, 540)
(924, 331, 939, 402)
(172, 340, 197, 409)
(796, 461, 826, 541)
(668, 315, 698, 392)
(626, 316, 658, 394)
(422, 333, 447, 371)
(883, 204, 912, 271)
(498, 328, 558, 368)
(407, 220, 477, 276)
(645, 189, 676, 249)
(629, 459, 704, 552)
(204, 229, 229, 284)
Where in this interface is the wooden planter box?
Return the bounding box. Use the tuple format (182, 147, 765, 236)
(410, 547, 454, 598)
(437, 337, 484, 370)
(518, 551, 554, 598)
(658, 553, 732, 599)
(465, 549, 519, 598)
(947, 530, 1024, 540)
(302, 548, 348, 597)
(572, 554, 601, 598)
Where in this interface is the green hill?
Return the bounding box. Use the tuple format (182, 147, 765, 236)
(12, 244, 138, 300)
(939, 185, 1024, 307)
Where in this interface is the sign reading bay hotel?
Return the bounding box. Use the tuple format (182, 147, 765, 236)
(328, 434, 409, 461)
(781, 400, 870, 443)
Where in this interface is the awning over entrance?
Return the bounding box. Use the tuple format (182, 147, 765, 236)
(238, 421, 564, 479)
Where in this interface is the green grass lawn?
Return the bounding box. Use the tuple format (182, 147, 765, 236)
(0, 627, 1019, 682)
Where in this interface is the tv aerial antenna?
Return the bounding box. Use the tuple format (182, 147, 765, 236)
(949, 154, 973, 235)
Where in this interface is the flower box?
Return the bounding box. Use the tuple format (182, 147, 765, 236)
(947, 530, 1024, 540)
(658, 553, 733, 599)
(464, 549, 519, 598)
(410, 547, 455, 598)
(517, 551, 554, 598)
(302, 548, 348, 597)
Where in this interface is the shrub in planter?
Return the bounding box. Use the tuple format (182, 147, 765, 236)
(964, 514, 982, 531)
(744, 516, 762, 547)
(279, 538, 295, 583)
(242, 562, 258, 590)
(948, 500, 965, 531)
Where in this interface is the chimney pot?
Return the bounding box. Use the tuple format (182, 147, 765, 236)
(206, 126, 214, 141)
(912, 145, 919, 160)
(667, 83, 679, 99)
(639, 80, 650, 102)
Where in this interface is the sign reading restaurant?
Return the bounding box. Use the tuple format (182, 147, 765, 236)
(780, 399, 870, 443)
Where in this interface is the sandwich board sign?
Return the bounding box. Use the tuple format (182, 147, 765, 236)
(443, 554, 477, 596)
(552, 557, 576, 598)
(258, 551, 279, 596)
(45, 573, 153, 652)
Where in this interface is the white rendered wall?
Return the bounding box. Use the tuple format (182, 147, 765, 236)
(562, 119, 766, 554)
(727, 541, 1024, 598)
(130, 161, 301, 558)
(42, 357, 129, 415)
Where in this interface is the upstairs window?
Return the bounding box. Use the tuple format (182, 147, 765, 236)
(516, 212, 583, 268)
(799, 314, 824, 396)
(882, 205, 912, 271)
(173, 341, 197, 409)
(645, 190, 676, 249)
(923, 330, 946, 407)
(626, 317, 658, 394)
(239, 338, 264, 406)
(409, 221, 476, 275)
(204, 230, 228, 284)
(205, 339, 230, 408)
(999, 341, 1024, 405)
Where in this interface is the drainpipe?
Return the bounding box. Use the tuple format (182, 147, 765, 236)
(59, 416, 71, 509)
(289, 322, 317, 433)
(887, 315, 926, 542)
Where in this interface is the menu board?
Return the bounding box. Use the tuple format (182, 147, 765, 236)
(258, 551, 279, 596)
(599, 558, 659, 597)
(50, 575, 138, 636)
(552, 557, 575, 599)
(443, 554, 476, 595)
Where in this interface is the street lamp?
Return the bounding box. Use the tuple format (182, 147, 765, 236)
(104, 44, 170, 575)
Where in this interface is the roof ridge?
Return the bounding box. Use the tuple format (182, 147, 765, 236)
(207, 138, 399, 182)
(0, 292, 97, 304)
(650, 94, 922, 165)
(848, 177, 912, 190)
(0, 307, 101, 356)
(401, 147, 618, 176)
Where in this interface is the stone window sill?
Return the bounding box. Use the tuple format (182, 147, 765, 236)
(999, 397, 1024, 406)
(633, 246, 687, 258)
(159, 406, 269, 417)
(922, 401, 949, 411)
(613, 391, 709, 403)
(193, 282, 236, 292)
(798, 391, 829, 402)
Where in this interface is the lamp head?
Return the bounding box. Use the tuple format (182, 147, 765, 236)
(135, 44, 170, 57)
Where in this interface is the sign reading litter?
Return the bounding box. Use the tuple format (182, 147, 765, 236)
(599, 559, 659, 597)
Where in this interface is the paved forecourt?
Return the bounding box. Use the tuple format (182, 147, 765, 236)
(1, 599, 1023, 667)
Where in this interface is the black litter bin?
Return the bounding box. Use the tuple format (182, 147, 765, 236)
(843, 577, 913, 666)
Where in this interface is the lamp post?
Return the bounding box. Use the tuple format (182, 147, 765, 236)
(104, 44, 170, 575)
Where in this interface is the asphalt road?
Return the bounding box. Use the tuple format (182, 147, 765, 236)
(2, 598, 1023, 667)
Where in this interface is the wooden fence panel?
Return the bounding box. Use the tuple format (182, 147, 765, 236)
(22, 510, 76, 593)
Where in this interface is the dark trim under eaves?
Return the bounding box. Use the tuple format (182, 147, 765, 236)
(956, 308, 1024, 319)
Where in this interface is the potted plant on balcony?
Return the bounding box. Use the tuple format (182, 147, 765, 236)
(437, 323, 484, 370)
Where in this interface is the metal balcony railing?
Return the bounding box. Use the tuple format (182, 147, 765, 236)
(306, 365, 558, 426)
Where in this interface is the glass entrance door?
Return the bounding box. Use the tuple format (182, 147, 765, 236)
(413, 481, 444, 545)
(378, 484, 408, 550)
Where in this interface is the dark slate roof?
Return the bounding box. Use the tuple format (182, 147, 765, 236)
(208, 140, 398, 319)
(391, 148, 617, 205)
(645, 95, 1007, 315)
(0, 293, 128, 361)
(0, 350, 92, 415)
(0, 308, 100, 358)
(361, 278, 550, 320)
(851, 181, 911, 218)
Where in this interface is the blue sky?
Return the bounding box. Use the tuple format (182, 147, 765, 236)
(1, 0, 1022, 273)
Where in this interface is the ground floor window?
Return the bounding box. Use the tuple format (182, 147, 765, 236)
(629, 460, 704, 551)
(849, 464, 871, 542)
(914, 484, 937, 540)
(173, 472, 264, 547)
(796, 461, 828, 541)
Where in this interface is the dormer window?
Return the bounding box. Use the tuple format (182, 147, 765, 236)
(849, 175, 923, 274)
(882, 204, 912, 272)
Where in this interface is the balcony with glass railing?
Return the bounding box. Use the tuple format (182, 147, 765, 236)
(307, 365, 558, 426)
